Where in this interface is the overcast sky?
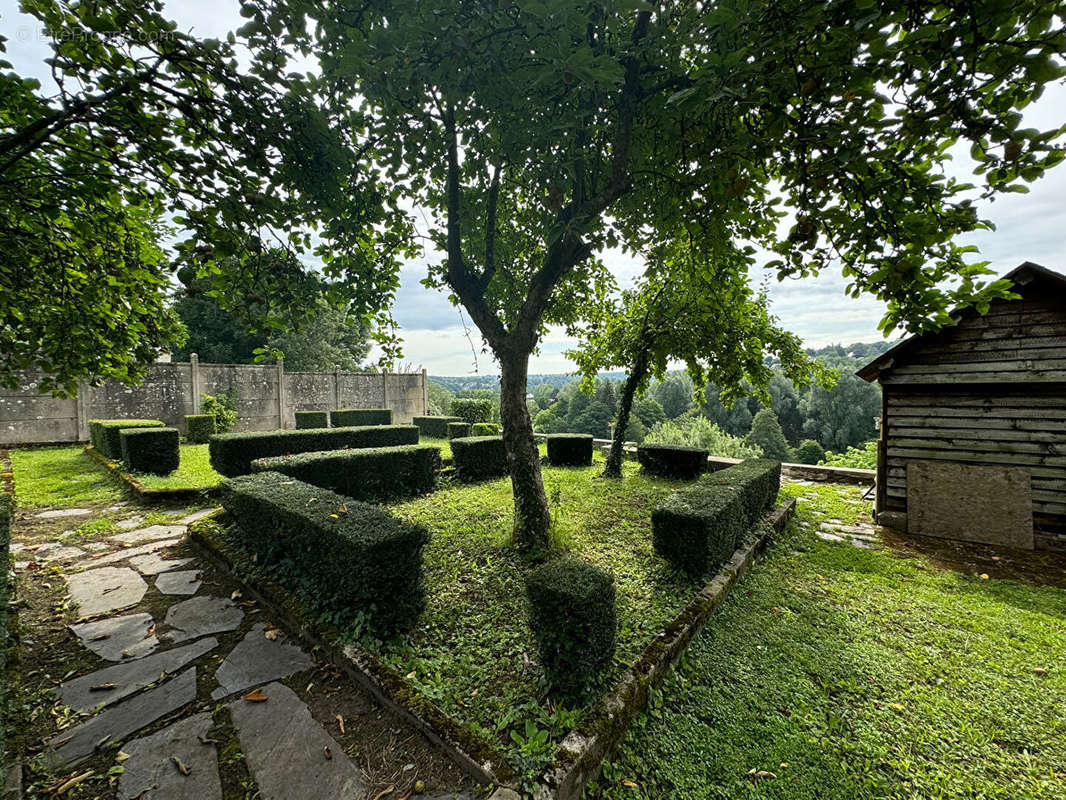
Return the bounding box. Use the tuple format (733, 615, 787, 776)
(4, 1, 1064, 375)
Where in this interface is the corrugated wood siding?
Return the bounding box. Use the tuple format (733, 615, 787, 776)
(883, 386, 1066, 551)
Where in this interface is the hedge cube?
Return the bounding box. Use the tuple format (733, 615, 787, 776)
(546, 433, 593, 466)
(451, 436, 508, 481)
(221, 472, 429, 632)
(252, 444, 441, 503)
(209, 425, 420, 477)
(637, 444, 708, 480)
(412, 416, 463, 438)
(470, 422, 501, 436)
(120, 427, 180, 475)
(294, 410, 329, 429)
(526, 557, 616, 696)
(330, 408, 392, 427)
(705, 458, 781, 526)
(89, 419, 165, 459)
(185, 414, 215, 444)
(447, 421, 471, 439)
(451, 398, 493, 424)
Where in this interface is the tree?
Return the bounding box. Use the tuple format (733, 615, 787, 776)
(532, 383, 557, 411)
(655, 374, 696, 420)
(644, 415, 762, 459)
(172, 266, 266, 364)
(427, 381, 455, 416)
(266, 302, 372, 372)
(247, 0, 1066, 552)
(800, 361, 882, 451)
(745, 409, 793, 462)
(793, 439, 826, 465)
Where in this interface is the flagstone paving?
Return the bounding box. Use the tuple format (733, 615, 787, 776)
(211, 623, 313, 700)
(69, 612, 158, 661)
(67, 566, 148, 618)
(116, 713, 221, 800)
(154, 569, 202, 595)
(162, 595, 244, 642)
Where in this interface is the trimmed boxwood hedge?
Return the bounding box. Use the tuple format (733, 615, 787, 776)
(120, 427, 180, 475)
(451, 398, 493, 423)
(526, 557, 616, 697)
(546, 433, 593, 466)
(470, 422, 501, 436)
(412, 416, 463, 438)
(89, 419, 165, 459)
(209, 425, 419, 477)
(447, 421, 471, 439)
(220, 472, 430, 632)
(651, 458, 780, 574)
(451, 436, 508, 481)
(330, 408, 393, 427)
(185, 414, 215, 444)
(294, 410, 329, 429)
(251, 444, 441, 503)
(637, 444, 708, 480)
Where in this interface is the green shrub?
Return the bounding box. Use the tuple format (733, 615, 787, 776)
(792, 439, 825, 465)
(637, 444, 707, 480)
(546, 434, 593, 466)
(447, 421, 471, 439)
(451, 436, 508, 481)
(220, 472, 430, 632)
(412, 416, 463, 438)
(330, 408, 393, 427)
(294, 410, 329, 429)
(252, 444, 441, 503)
(209, 425, 419, 477)
(652, 459, 781, 574)
(201, 389, 238, 433)
(185, 414, 215, 444)
(526, 557, 616, 697)
(120, 427, 180, 475)
(451, 398, 493, 424)
(470, 422, 500, 436)
(88, 419, 165, 459)
(820, 440, 878, 470)
(643, 416, 761, 459)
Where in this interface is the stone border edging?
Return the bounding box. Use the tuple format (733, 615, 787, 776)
(535, 498, 798, 800)
(84, 445, 220, 502)
(186, 512, 517, 790)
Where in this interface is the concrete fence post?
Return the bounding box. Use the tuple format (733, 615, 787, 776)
(382, 369, 390, 411)
(276, 357, 286, 429)
(334, 365, 341, 410)
(422, 368, 429, 414)
(190, 353, 202, 415)
(75, 382, 90, 442)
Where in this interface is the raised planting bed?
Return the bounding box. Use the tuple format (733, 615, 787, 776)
(190, 456, 792, 795)
(85, 443, 222, 501)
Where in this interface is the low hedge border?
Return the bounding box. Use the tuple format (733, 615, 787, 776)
(84, 445, 219, 501)
(88, 419, 165, 460)
(186, 509, 517, 789)
(185, 414, 215, 444)
(120, 427, 180, 475)
(447, 421, 471, 439)
(412, 416, 463, 438)
(546, 434, 593, 467)
(636, 444, 708, 480)
(331, 408, 393, 427)
(251, 444, 441, 503)
(209, 425, 420, 477)
(294, 410, 329, 429)
(451, 398, 493, 424)
(451, 436, 508, 481)
(470, 423, 501, 436)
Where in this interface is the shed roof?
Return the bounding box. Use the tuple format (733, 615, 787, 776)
(856, 262, 1066, 383)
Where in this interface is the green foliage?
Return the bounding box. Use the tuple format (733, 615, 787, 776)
(119, 427, 180, 475)
(252, 445, 441, 504)
(184, 414, 216, 444)
(470, 422, 501, 436)
(532, 384, 557, 411)
(447, 421, 472, 440)
(1, 493, 9, 722)
(412, 416, 464, 439)
(526, 557, 617, 698)
(294, 410, 329, 429)
(330, 408, 392, 427)
(209, 425, 419, 477)
(201, 390, 238, 434)
(793, 439, 826, 465)
(644, 416, 762, 460)
(451, 398, 493, 424)
(821, 440, 879, 470)
(745, 409, 793, 462)
(546, 434, 594, 467)
(88, 419, 165, 460)
(451, 437, 508, 481)
(221, 472, 430, 632)
(800, 364, 882, 452)
(426, 381, 455, 416)
(637, 445, 708, 481)
(8, 446, 123, 508)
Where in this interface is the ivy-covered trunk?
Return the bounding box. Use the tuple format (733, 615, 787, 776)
(498, 347, 551, 555)
(604, 353, 647, 478)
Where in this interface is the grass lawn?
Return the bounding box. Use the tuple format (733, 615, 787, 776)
(595, 482, 1066, 800)
(421, 436, 452, 461)
(9, 446, 124, 507)
(131, 443, 221, 491)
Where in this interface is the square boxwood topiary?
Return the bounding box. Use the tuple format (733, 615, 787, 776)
(526, 557, 616, 697)
(450, 436, 508, 481)
(450, 398, 493, 423)
(546, 433, 593, 466)
(705, 458, 781, 527)
(637, 444, 708, 480)
(411, 416, 463, 438)
(251, 444, 441, 503)
(185, 414, 215, 444)
(209, 425, 420, 477)
(120, 427, 180, 475)
(220, 472, 430, 632)
(469, 422, 501, 436)
(294, 410, 329, 429)
(447, 421, 471, 439)
(89, 419, 165, 459)
(330, 408, 393, 427)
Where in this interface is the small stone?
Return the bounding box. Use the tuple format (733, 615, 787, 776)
(114, 516, 145, 530)
(128, 553, 194, 576)
(117, 713, 222, 800)
(37, 545, 85, 562)
(210, 624, 313, 700)
(82, 541, 111, 553)
(34, 508, 92, 519)
(815, 530, 844, 543)
(111, 524, 186, 546)
(68, 567, 148, 618)
(155, 570, 203, 596)
(163, 596, 244, 643)
(70, 613, 158, 662)
(72, 539, 182, 571)
(179, 508, 217, 525)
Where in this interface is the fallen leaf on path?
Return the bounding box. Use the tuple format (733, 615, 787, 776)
(335, 714, 345, 734)
(1033, 667, 1048, 676)
(323, 746, 332, 760)
(264, 628, 280, 641)
(370, 785, 395, 800)
(54, 769, 94, 794)
(621, 779, 638, 787)
(171, 755, 191, 776)
(89, 683, 117, 692)
(244, 690, 268, 703)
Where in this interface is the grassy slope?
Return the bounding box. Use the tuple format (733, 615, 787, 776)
(596, 483, 1066, 800)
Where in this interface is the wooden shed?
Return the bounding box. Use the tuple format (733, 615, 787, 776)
(857, 262, 1066, 553)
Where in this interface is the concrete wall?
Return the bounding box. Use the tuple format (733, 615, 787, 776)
(0, 359, 427, 445)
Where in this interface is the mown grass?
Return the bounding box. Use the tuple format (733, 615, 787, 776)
(132, 443, 221, 490)
(9, 446, 124, 507)
(594, 482, 1066, 800)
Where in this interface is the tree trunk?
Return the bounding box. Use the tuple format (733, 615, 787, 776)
(498, 346, 551, 555)
(604, 353, 648, 478)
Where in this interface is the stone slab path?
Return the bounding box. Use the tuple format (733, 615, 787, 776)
(117, 712, 221, 800)
(70, 612, 158, 661)
(211, 623, 314, 700)
(67, 566, 147, 618)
